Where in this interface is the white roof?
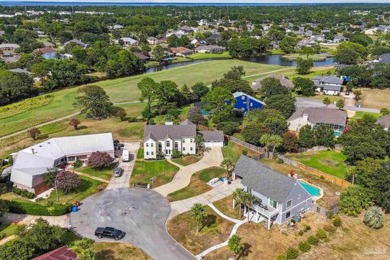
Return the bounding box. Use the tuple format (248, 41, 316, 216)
(0, 43, 20, 48)
(121, 37, 138, 43)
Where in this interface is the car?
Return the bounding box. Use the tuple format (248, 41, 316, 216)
(95, 227, 126, 240)
(113, 167, 123, 177)
(122, 150, 130, 162)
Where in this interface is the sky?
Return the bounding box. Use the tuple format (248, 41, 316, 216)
(4, 0, 390, 3)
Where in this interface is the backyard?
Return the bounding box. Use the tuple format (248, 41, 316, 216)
(286, 150, 347, 179)
(359, 88, 390, 109)
(130, 160, 179, 188)
(222, 141, 261, 163)
(77, 164, 117, 181)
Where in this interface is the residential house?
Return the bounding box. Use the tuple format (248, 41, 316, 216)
(195, 45, 225, 54)
(251, 74, 294, 92)
(233, 155, 313, 229)
(287, 107, 347, 136)
(0, 43, 20, 63)
(10, 133, 114, 194)
(191, 38, 207, 47)
(233, 92, 266, 114)
(9, 68, 33, 76)
(134, 52, 150, 63)
(312, 75, 343, 95)
(34, 47, 57, 59)
(119, 37, 139, 47)
(180, 25, 195, 33)
(147, 36, 160, 45)
(169, 46, 194, 57)
(333, 35, 347, 43)
(64, 39, 88, 48)
(206, 34, 222, 44)
(198, 130, 224, 148)
(32, 246, 77, 260)
(43, 42, 55, 48)
(376, 115, 390, 131)
(378, 53, 390, 64)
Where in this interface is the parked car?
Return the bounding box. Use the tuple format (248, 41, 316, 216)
(122, 150, 130, 162)
(113, 167, 123, 177)
(95, 227, 126, 240)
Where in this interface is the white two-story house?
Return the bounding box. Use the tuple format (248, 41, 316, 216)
(143, 120, 197, 159)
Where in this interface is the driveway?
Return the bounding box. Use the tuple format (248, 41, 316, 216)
(70, 188, 194, 260)
(106, 142, 139, 190)
(295, 97, 380, 113)
(153, 147, 223, 197)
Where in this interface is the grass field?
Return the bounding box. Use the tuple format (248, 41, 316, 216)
(359, 88, 390, 109)
(171, 155, 202, 166)
(78, 164, 116, 181)
(352, 111, 381, 120)
(1, 60, 285, 137)
(212, 195, 245, 220)
(130, 160, 179, 188)
(0, 223, 19, 239)
(222, 141, 260, 163)
(310, 94, 344, 103)
(286, 150, 347, 179)
(94, 242, 151, 260)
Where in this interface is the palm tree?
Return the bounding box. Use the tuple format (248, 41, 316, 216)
(232, 188, 245, 216)
(70, 238, 94, 260)
(191, 203, 206, 234)
(269, 135, 283, 156)
(228, 234, 245, 259)
(221, 159, 234, 179)
(260, 134, 283, 158)
(243, 192, 256, 222)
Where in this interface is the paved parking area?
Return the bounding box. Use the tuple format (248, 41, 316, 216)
(69, 188, 194, 260)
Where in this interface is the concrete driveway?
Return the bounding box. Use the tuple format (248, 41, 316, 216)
(106, 142, 139, 190)
(70, 188, 194, 260)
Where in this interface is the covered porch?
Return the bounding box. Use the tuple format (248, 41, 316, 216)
(245, 201, 279, 230)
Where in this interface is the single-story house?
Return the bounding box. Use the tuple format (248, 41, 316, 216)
(32, 246, 77, 260)
(233, 91, 266, 114)
(10, 133, 114, 195)
(233, 155, 313, 229)
(378, 53, 390, 64)
(0, 43, 20, 63)
(9, 68, 33, 76)
(312, 75, 343, 95)
(205, 34, 222, 44)
(199, 130, 224, 148)
(333, 35, 347, 43)
(0, 43, 20, 53)
(376, 115, 390, 131)
(64, 39, 89, 48)
(195, 45, 225, 54)
(251, 74, 294, 92)
(191, 38, 207, 47)
(169, 46, 194, 57)
(119, 37, 139, 47)
(34, 47, 57, 59)
(134, 52, 150, 62)
(287, 107, 347, 136)
(147, 36, 159, 45)
(180, 25, 195, 33)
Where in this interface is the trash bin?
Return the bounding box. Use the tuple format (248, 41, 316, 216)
(221, 177, 225, 183)
(71, 206, 78, 212)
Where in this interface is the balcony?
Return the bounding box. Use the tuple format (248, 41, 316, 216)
(251, 203, 279, 218)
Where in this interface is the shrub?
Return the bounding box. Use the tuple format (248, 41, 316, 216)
(87, 151, 114, 169)
(298, 230, 304, 236)
(56, 171, 81, 193)
(324, 224, 337, 234)
(364, 206, 385, 229)
(0, 233, 6, 240)
(171, 149, 182, 159)
(242, 150, 248, 156)
(286, 247, 299, 259)
(298, 241, 311, 253)
(332, 216, 342, 227)
(307, 236, 319, 246)
(6, 200, 71, 216)
(277, 255, 286, 260)
(326, 210, 334, 219)
(12, 187, 35, 199)
(316, 229, 328, 239)
(304, 225, 311, 232)
(276, 158, 284, 164)
(73, 159, 83, 168)
(27, 127, 41, 140)
(128, 117, 137, 122)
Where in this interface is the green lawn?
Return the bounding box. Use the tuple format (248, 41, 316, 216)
(352, 111, 381, 120)
(167, 167, 226, 202)
(310, 95, 345, 103)
(130, 160, 179, 188)
(221, 141, 260, 163)
(1, 60, 284, 137)
(287, 150, 348, 179)
(188, 51, 232, 60)
(0, 223, 19, 238)
(78, 164, 116, 180)
(171, 155, 202, 166)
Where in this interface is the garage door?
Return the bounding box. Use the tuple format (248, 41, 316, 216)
(204, 141, 223, 148)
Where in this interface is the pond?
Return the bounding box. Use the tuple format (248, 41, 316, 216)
(145, 59, 207, 73)
(246, 54, 336, 67)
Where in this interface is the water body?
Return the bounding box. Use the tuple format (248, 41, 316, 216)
(247, 54, 335, 67)
(145, 59, 206, 73)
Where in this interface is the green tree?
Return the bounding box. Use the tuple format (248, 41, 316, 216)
(265, 94, 295, 118)
(299, 46, 316, 59)
(369, 161, 390, 211)
(314, 125, 335, 148)
(243, 192, 256, 221)
(259, 77, 289, 98)
(353, 89, 363, 103)
(228, 235, 245, 257)
(70, 238, 95, 260)
(76, 85, 114, 119)
(221, 159, 234, 179)
(282, 131, 299, 152)
(296, 58, 313, 74)
(138, 77, 158, 118)
(0, 239, 35, 260)
(232, 188, 246, 216)
(363, 206, 384, 229)
(334, 42, 367, 65)
(336, 99, 345, 109)
(279, 36, 298, 54)
(0, 70, 34, 106)
(191, 203, 206, 234)
(298, 125, 315, 148)
(340, 186, 371, 216)
(260, 134, 283, 158)
(191, 82, 209, 101)
(223, 66, 245, 80)
(380, 108, 390, 116)
(293, 77, 316, 96)
(203, 86, 235, 124)
(323, 97, 331, 107)
(152, 44, 165, 63)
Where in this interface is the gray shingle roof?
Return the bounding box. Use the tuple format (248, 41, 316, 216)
(144, 124, 196, 142)
(378, 53, 390, 64)
(234, 155, 305, 203)
(251, 74, 294, 91)
(288, 107, 347, 127)
(312, 75, 343, 85)
(377, 115, 390, 128)
(199, 131, 224, 142)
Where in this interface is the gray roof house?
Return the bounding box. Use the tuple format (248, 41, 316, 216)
(288, 107, 347, 136)
(10, 133, 114, 194)
(312, 75, 343, 95)
(251, 74, 294, 92)
(64, 39, 89, 48)
(378, 53, 390, 64)
(377, 115, 390, 131)
(198, 130, 224, 148)
(233, 155, 313, 229)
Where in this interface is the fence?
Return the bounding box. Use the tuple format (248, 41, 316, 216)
(277, 154, 351, 188)
(225, 135, 265, 154)
(312, 203, 340, 217)
(297, 144, 343, 153)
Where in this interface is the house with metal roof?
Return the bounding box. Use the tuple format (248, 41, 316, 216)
(287, 107, 347, 136)
(312, 75, 343, 95)
(378, 53, 390, 64)
(233, 155, 313, 229)
(10, 133, 114, 194)
(233, 92, 266, 114)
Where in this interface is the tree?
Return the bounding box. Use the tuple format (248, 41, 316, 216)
(0, 239, 35, 260)
(56, 171, 81, 193)
(44, 168, 59, 201)
(339, 186, 371, 216)
(243, 192, 256, 221)
(334, 42, 367, 65)
(221, 159, 234, 179)
(203, 86, 235, 124)
(0, 200, 9, 218)
(152, 44, 165, 63)
(69, 118, 81, 130)
(187, 107, 207, 126)
(296, 58, 313, 74)
(298, 125, 315, 148)
(279, 36, 298, 54)
(380, 108, 390, 116)
(87, 151, 114, 169)
(111, 106, 127, 121)
(217, 121, 240, 135)
(191, 82, 209, 101)
(300, 46, 316, 59)
(363, 206, 384, 229)
(0, 70, 34, 106)
(42, 59, 86, 90)
(232, 188, 246, 216)
(282, 131, 299, 152)
(70, 238, 95, 260)
(191, 203, 206, 234)
(228, 235, 245, 258)
(259, 77, 289, 98)
(76, 85, 113, 119)
(224, 66, 245, 80)
(293, 77, 316, 96)
(336, 99, 345, 110)
(323, 97, 331, 107)
(314, 125, 335, 149)
(138, 77, 158, 118)
(260, 134, 283, 158)
(353, 89, 363, 103)
(369, 161, 390, 211)
(27, 127, 41, 140)
(265, 94, 295, 118)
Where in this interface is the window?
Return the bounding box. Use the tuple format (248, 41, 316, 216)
(68, 156, 76, 162)
(287, 200, 292, 208)
(183, 147, 186, 151)
(286, 211, 291, 219)
(250, 102, 253, 107)
(190, 147, 193, 151)
(151, 143, 154, 147)
(146, 152, 149, 155)
(166, 141, 170, 147)
(151, 152, 154, 155)
(175, 142, 179, 149)
(268, 198, 277, 209)
(241, 96, 245, 100)
(146, 143, 149, 147)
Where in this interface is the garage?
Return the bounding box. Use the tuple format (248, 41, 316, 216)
(199, 130, 224, 148)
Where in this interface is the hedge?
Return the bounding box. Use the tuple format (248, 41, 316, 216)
(3, 200, 71, 216)
(12, 187, 35, 199)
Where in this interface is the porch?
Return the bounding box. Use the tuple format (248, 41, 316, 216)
(245, 202, 279, 230)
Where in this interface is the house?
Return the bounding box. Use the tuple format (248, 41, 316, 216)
(34, 47, 57, 59)
(251, 74, 294, 92)
(333, 35, 347, 43)
(378, 53, 390, 64)
(376, 115, 390, 131)
(180, 25, 195, 33)
(287, 107, 347, 136)
(43, 42, 55, 48)
(32, 246, 77, 260)
(312, 75, 343, 95)
(233, 155, 313, 230)
(195, 45, 225, 54)
(143, 120, 197, 159)
(9, 68, 33, 76)
(169, 46, 194, 57)
(64, 39, 88, 48)
(10, 133, 114, 195)
(198, 130, 224, 148)
(134, 52, 150, 62)
(0, 43, 20, 63)
(119, 37, 139, 47)
(191, 38, 207, 47)
(205, 34, 222, 44)
(233, 92, 266, 114)
(147, 36, 159, 45)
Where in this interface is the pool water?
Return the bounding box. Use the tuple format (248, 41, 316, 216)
(299, 181, 321, 197)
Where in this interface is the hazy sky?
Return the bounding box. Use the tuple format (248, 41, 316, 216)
(6, 0, 390, 3)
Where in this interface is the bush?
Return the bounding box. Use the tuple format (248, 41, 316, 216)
(87, 151, 114, 169)
(298, 241, 311, 253)
(5, 200, 71, 216)
(286, 247, 299, 259)
(12, 187, 35, 199)
(276, 158, 284, 164)
(332, 216, 342, 227)
(56, 171, 81, 193)
(316, 229, 328, 239)
(128, 117, 137, 122)
(298, 230, 304, 236)
(0, 233, 6, 240)
(73, 159, 83, 168)
(304, 225, 311, 232)
(307, 235, 319, 246)
(277, 255, 286, 260)
(324, 224, 337, 234)
(364, 206, 385, 229)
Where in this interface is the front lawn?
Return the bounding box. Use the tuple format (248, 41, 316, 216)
(0, 223, 19, 238)
(130, 160, 179, 188)
(286, 150, 347, 179)
(94, 242, 151, 260)
(222, 141, 260, 163)
(167, 167, 226, 202)
(351, 111, 381, 120)
(171, 155, 202, 166)
(167, 206, 235, 255)
(78, 164, 116, 181)
(212, 195, 245, 220)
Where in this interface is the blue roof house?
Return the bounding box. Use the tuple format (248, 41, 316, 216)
(233, 91, 266, 114)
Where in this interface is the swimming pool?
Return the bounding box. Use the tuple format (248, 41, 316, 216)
(299, 181, 321, 197)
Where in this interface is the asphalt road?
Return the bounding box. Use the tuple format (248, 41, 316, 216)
(70, 188, 195, 260)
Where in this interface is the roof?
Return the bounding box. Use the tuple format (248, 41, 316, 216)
(288, 107, 347, 126)
(199, 131, 224, 142)
(34, 47, 56, 54)
(234, 155, 310, 203)
(121, 37, 138, 43)
(9, 68, 32, 75)
(170, 46, 193, 54)
(233, 91, 266, 105)
(0, 43, 20, 49)
(180, 119, 195, 125)
(378, 53, 390, 64)
(312, 75, 343, 85)
(64, 39, 87, 47)
(251, 74, 294, 91)
(195, 45, 225, 52)
(144, 123, 196, 142)
(322, 85, 342, 91)
(377, 115, 390, 128)
(32, 246, 77, 260)
(134, 52, 149, 60)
